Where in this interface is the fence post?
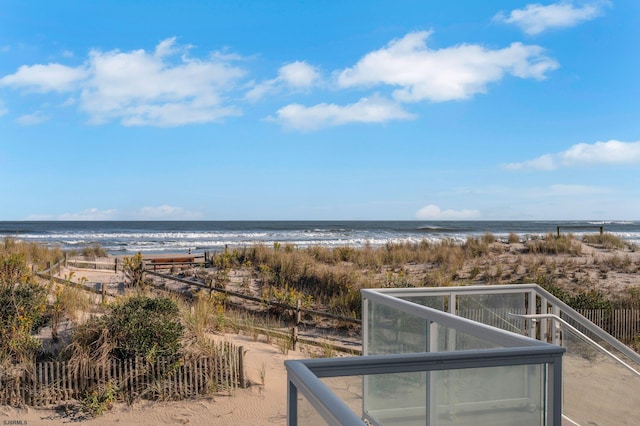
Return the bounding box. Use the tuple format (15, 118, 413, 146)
(64, 252, 68, 268)
(238, 346, 245, 388)
(292, 299, 301, 351)
(291, 327, 298, 351)
(114, 258, 118, 273)
(101, 283, 106, 304)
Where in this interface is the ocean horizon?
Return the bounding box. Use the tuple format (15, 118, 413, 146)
(1, 220, 638, 255)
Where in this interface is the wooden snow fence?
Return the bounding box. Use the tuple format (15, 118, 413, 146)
(575, 308, 640, 344)
(0, 342, 246, 407)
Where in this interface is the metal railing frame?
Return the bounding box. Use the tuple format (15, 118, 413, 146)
(374, 284, 640, 365)
(509, 313, 640, 378)
(287, 287, 565, 425)
(286, 347, 564, 426)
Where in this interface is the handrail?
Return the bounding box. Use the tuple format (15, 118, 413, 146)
(509, 313, 640, 378)
(376, 284, 640, 366)
(287, 360, 365, 425)
(533, 285, 640, 365)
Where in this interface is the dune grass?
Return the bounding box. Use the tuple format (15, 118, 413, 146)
(583, 232, 628, 250)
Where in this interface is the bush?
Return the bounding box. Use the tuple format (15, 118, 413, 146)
(123, 253, 145, 288)
(0, 254, 47, 361)
(108, 296, 183, 359)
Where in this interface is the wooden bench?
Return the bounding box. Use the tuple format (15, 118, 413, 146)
(556, 225, 603, 237)
(148, 256, 196, 264)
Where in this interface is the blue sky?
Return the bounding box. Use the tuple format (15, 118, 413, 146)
(1, 0, 638, 220)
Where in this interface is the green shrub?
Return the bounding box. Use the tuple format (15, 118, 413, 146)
(109, 296, 183, 359)
(81, 381, 116, 417)
(123, 253, 145, 288)
(70, 296, 185, 361)
(0, 254, 47, 362)
(567, 289, 612, 310)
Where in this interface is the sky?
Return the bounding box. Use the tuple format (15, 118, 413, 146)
(0, 0, 639, 221)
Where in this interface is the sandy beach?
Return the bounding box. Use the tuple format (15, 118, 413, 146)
(3, 237, 640, 425)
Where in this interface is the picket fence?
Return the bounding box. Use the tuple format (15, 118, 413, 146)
(0, 342, 245, 407)
(576, 308, 640, 344)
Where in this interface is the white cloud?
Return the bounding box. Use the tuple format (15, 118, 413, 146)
(1, 38, 246, 127)
(336, 31, 558, 103)
(80, 38, 246, 126)
(25, 205, 203, 221)
(57, 208, 119, 221)
(16, 111, 50, 126)
(504, 140, 640, 170)
(278, 61, 320, 88)
(494, 1, 609, 35)
(0, 63, 88, 92)
(246, 61, 320, 102)
(415, 204, 481, 220)
(271, 94, 414, 131)
(131, 205, 204, 220)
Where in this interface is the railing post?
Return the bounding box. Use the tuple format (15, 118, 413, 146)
(551, 305, 561, 346)
(288, 379, 298, 426)
(528, 290, 536, 338)
(549, 356, 563, 426)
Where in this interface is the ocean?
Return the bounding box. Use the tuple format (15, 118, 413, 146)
(1, 221, 639, 255)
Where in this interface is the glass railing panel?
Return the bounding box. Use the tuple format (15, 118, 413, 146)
(432, 323, 502, 352)
(364, 370, 427, 426)
(399, 295, 446, 311)
(456, 292, 526, 334)
(367, 299, 428, 355)
(296, 389, 329, 425)
(561, 326, 640, 425)
(559, 310, 640, 366)
(432, 363, 544, 426)
(320, 375, 363, 417)
(360, 364, 544, 426)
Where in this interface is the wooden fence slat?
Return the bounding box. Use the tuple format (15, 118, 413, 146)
(1, 346, 245, 406)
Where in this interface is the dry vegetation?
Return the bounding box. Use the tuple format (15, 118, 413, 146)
(192, 233, 640, 318)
